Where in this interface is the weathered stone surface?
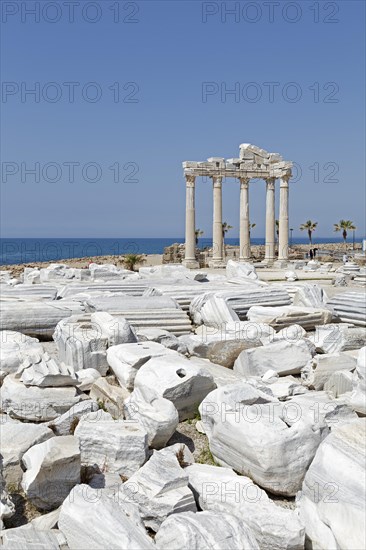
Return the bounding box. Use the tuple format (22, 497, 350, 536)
(16, 353, 77, 387)
(297, 419, 366, 550)
(54, 312, 137, 375)
(1, 421, 54, 485)
(312, 323, 366, 353)
(134, 355, 216, 421)
(89, 263, 133, 280)
(136, 327, 187, 353)
(0, 374, 85, 421)
(85, 295, 192, 336)
(327, 291, 366, 326)
(75, 367, 101, 390)
(0, 300, 85, 340)
(350, 346, 366, 415)
(21, 436, 80, 510)
(107, 341, 176, 391)
(234, 339, 313, 377)
(324, 370, 354, 397)
(0, 330, 44, 377)
(155, 510, 260, 550)
(190, 288, 291, 326)
(301, 352, 357, 390)
(89, 377, 129, 418)
(58, 484, 154, 549)
(262, 375, 308, 400)
(124, 386, 179, 449)
(0, 526, 61, 549)
(292, 283, 329, 308)
(75, 416, 148, 477)
(200, 383, 325, 495)
(247, 305, 333, 330)
(187, 463, 305, 550)
(117, 446, 196, 531)
(0, 283, 57, 301)
(49, 400, 99, 436)
(226, 260, 259, 281)
(274, 324, 306, 343)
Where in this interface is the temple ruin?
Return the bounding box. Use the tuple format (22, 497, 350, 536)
(182, 143, 293, 268)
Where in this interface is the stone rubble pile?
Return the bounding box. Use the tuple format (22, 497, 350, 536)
(0, 260, 365, 549)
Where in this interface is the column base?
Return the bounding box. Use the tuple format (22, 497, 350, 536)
(208, 259, 226, 268)
(182, 259, 200, 269)
(274, 259, 289, 268)
(261, 258, 275, 266)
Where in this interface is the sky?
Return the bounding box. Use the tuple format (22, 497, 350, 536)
(1, 0, 365, 239)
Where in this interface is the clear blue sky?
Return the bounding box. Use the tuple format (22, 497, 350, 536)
(1, 0, 365, 239)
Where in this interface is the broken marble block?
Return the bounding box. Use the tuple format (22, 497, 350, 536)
(187, 463, 305, 550)
(136, 327, 188, 354)
(324, 370, 354, 397)
(327, 291, 366, 326)
(74, 367, 101, 391)
(106, 341, 177, 391)
(292, 283, 329, 308)
(54, 312, 137, 375)
(89, 377, 129, 418)
(155, 510, 259, 550)
(234, 339, 313, 377)
(301, 352, 357, 390)
(117, 446, 196, 531)
(0, 526, 61, 549)
(199, 383, 325, 495)
(15, 353, 77, 387)
(0, 330, 44, 377)
(124, 386, 179, 449)
(274, 323, 306, 343)
(89, 262, 133, 280)
(75, 416, 148, 477)
(297, 419, 366, 550)
(21, 436, 80, 510)
(226, 260, 259, 281)
(0, 374, 85, 421)
(58, 484, 154, 549)
(350, 346, 366, 415)
(247, 305, 333, 330)
(134, 354, 216, 421)
(0, 300, 85, 340)
(311, 323, 366, 353)
(49, 400, 99, 436)
(190, 293, 239, 326)
(1, 420, 54, 485)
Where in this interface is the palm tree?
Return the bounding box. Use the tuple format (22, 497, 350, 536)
(334, 220, 356, 248)
(275, 219, 280, 240)
(123, 254, 146, 271)
(300, 220, 318, 245)
(222, 222, 233, 243)
(249, 223, 256, 237)
(195, 229, 204, 247)
(222, 222, 233, 256)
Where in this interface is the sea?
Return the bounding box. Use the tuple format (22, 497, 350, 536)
(0, 237, 364, 266)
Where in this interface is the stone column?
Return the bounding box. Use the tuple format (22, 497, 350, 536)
(264, 178, 276, 263)
(211, 175, 224, 266)
(278, 176, 290, 261)
(239, 178, 250, 261)
(183, 175, 199, 269)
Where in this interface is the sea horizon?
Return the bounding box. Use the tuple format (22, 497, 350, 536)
(1, 236, 364, 266)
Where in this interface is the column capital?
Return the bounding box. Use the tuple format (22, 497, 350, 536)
(211, 175, 223, 188)
(280, 175, 290, 187)
(265, 177, 276, 190)
(185, 174, 196, 187)
(239, 177, 250, 188)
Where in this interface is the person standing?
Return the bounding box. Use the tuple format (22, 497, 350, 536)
(310, 249, 314, 260)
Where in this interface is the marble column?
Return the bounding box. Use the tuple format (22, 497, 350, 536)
(183, 175, 199, 269)
(278, 176, 289, 260)
(239, 178, 250, 260)
(264, 178, 276, 262)
(212, 175, 223, 263)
